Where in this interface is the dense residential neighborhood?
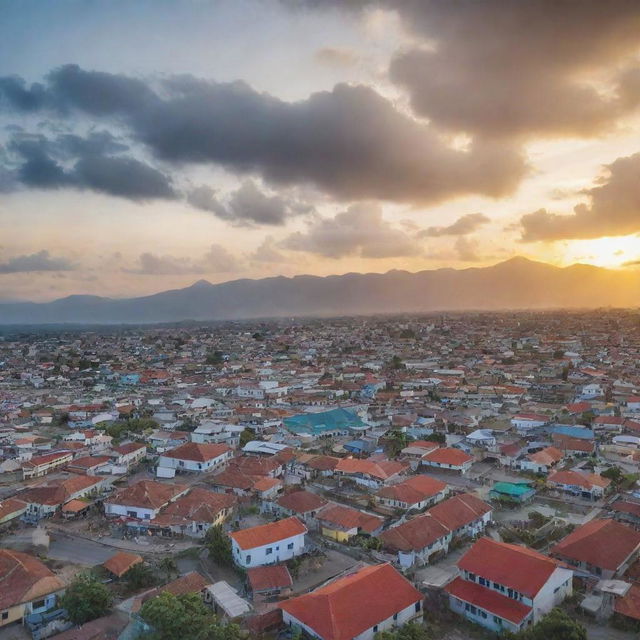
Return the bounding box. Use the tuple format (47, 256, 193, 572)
(0, 310, 640, 639)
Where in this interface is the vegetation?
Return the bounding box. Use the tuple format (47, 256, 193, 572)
(139, 592, 241, 640)
(205, 350, 224, 365)
(103, 417, 157, 440)
(204, 524, 233, 566)
(124, 562, 157, 591)
(157, 557, 179, 582)
(239, 427, 254, 448)
(375, 622, 431, 640)
(504, 608, 586, 640)
(386, 430, 414, 457)
(60, 574, 113, 625)
(389, 355, 405, 370)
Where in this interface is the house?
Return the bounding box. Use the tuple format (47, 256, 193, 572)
(102, 552, 143, 579)
(151, 488, 236, 538)
(273, 490, 328, 527)
(104, 480, 189, 520)
(488, 482, 536, 504)
(334, 457, 408, 488)
(380, 513, 452, 567)
(400, 440, 440, 470)
(283, 408, 366, 438)
(421, 447, 473, 474)
(19, 475, 104, 521)
(593, 416, 625, 434)
(518, 446, 563, 474)
(375, 475, 448, 511)
(0, 549, 66, 627)
(511, 413, 547, 433)
(230, 516, 307, 568)
(157, 442, 232, 474)
(65, 455, 112, 475)
(551, 433, 595, 456)
(426, 493, 492, 541)
(547, 470, 611, 501)
(316, 504, 384, 542)
(445, 537, 573, 635)
(0, 498, 28, 528)
(22, 450, 73, 479)
(551, 518, 640, 579)
(280, 563, 423, 640)
(110, 442, 146, 468)
(247, 564, 293, 601)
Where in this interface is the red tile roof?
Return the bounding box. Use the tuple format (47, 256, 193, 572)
(102, 552, 143, 578)
(230, 516, 307, 550)
(316, 504, 383, 534)
(422, 447, 473, 467)
(427, 493, 491, 532)
(547, 470, 610, 491)
(0, 549, 65, 609)
(247, 564, 292, 592)
(551, 519, 640, 572)
(445, 576, 532, 624)
(615, 583, 640, 621)
(335, 457, 408, 481)
(276, 490, 328, 514)
(152, 487, 236, 526)
(280, 563, 422, 640)
(458, 537, 560, 598)
(105, 480, 187, 510)
(161, 442, 230, 462)
(381, 513, 451, 552)
(376, 475, 447, 505)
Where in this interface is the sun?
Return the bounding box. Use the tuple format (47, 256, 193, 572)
(561, 234, 640, 268)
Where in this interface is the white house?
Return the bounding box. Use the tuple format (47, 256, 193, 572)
(510, 413, 547, 433)
(104, 480, 189, 520)
(280, 563, 423, 640)
(157, 442, 232, 473)
(445, 537, 573, 635)
(230, 516, 307, 568)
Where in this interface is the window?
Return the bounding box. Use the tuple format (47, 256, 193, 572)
(467, 572, 476, 582)
(415, 602, 421, 613)
(393, 613, 398, 621)
(2, 612, 8, 620)
(32, 599, 46, 610)
(287, 542, 294, 550)
(478, 577, 487, 586)
(246, 555, 251, 564)
(266, 547, 273, 555)
(373, 626, 378, 633)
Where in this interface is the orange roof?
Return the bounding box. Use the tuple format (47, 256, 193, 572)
(335, 457, 408, 481)
(376, 474, 447, 505)
(427, 493, 491, 531)
(548, 470, 610, 491)
(102, 551, 143, 578)
(280, 563, 422, 640)
(551, 519, 640, 572)
(277, 490, 328, 514)
(0, 498, 27, 521)
(445, 576, 531, 624)
(615, 583, 640, 621)
(458, 537, 560, 598)
(105, 480, 188, 510)
(253, 477, 282, 493)
(248, 564, 292, 592)
(152, 488, 236, 526)
(230, 516, 307, 550)
(381, 513, 450, 552)
(62, 499, 90, 513)
(527, 446, 563, 466)
(422, 447, 473, 466)
(316, 504, 383, 534)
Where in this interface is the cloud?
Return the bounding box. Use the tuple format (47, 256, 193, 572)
(519, 152, 640, 241)
(385, 1, 640, 139)
(282, 202, 423, 258)
(315, 47, 360, 67)
(453, 236, 480, 262)
(0, 250, 75, 274)
(0, 66, 526, 206)
(420, 213, 490, 237)
(250, 237, 290, 263)
(8, 131, 176, 201)
(127, 244, 242, 275)
(188, 180, 312, 226)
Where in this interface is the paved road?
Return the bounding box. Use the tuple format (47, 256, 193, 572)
(47, 532, 114, 565)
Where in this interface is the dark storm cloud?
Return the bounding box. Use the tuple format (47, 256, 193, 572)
(0, 250, 75, 273)
(282, 203, 423, 259)
(420, 213, 490, 238)
(188, 180, 313, 226)
(0, 66, 527, 205)
(0, 76, 48, 111)
(519, 153, 640, 241)
(7, 131, 176, 201)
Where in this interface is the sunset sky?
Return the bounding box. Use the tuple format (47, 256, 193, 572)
(1, 0, 640, 301)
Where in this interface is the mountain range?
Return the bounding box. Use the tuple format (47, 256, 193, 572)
(0, 257, 638, 325)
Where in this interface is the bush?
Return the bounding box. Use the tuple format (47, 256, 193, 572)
(60, 574, 113, 625)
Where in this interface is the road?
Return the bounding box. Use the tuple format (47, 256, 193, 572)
(47, 532, 115, 565)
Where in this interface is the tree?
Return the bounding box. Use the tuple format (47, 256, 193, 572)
(375, 622, 430, 640)
(239, 428, 254, 448)
(389, 355, 405, 370)
(206, 350, 224, 366)
(204, 524, 233, 567)
(157, 557, 178, 582)
(60, 574, 113, 625)
(505, 608, 586, 640)
(139, 592, 241, 640)
(124, 562, 156, 591)
(386, 430, 413, 458)
(602, 465, 624, 485)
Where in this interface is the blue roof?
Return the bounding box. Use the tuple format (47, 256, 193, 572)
(283, 408, 364, 435)
(549, 425, 595, 440)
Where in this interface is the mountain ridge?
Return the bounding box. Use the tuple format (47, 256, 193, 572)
(0, 257, 637, 325)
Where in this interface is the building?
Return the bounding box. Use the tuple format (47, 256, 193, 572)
(333, 457, 408, 489)
(157, 442, 232, 473)
(0, 549, 65, 627)
(376, 475, 448, 511)
(551, 518, 640, 579)
(426, 493, 492, 540)
(247, 564, 293, 601)
(316, 504, 384, 542)
(547, 470, 611, 501)
(230, 516, 307, 568)
(445, 537, 573, 634)
(518, 446, 564, 474)
(22, 450, 73, 479)
(421, 447, 473, 474)
(273, 490, 329, 527)
(104, 480, 189, 520)
(280, 563, 423, 640)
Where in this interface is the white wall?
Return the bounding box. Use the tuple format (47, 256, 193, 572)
(232, 531, 306, 568)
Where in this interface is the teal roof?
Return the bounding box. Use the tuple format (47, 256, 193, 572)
(284, 408, 364, 435)
(491, 482, 534, 496)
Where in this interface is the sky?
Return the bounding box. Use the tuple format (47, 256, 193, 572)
(1, 0, 640, 301)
